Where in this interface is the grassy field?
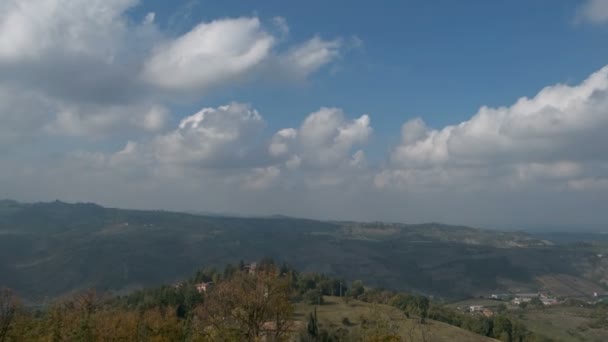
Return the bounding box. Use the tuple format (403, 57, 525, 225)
(445, 298, 510, 310)
(515, 306, 608, 342)
(294, 296, 497, 342)
(536, 274, 604, 298)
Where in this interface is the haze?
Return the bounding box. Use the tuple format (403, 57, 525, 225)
(1, 0, 608, 228)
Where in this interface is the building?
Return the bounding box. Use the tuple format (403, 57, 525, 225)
(539, 293, 559, 305)
(245, 262, 257, 274)
(490, 293, 512, 301)
(469, 305, 484, 312)
(540, 297, 558, 305)
(482, 308, 494, 317)
(195, 282, 214, 293)
(512, 297, 532, 305)
(511, 293, 538, 305)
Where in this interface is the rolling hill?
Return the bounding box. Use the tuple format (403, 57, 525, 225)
(0, 200, 604, 303)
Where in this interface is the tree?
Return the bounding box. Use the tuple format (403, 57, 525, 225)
(493, 315, 513, 342)
(529, 297, 544, 308)
(307, 308, 319, 339)
(304, 289, 324, 305)
(389, 293, 415, 318)
(0, 289, 18, 342)
(203, 266, 294, 341)
(356, 306, 402, 342)
(413, 296, 430, 323)
(347, 280, 365, 299)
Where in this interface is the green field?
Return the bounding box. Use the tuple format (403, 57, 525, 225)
(516, 306, 608, 342)
(295, 296, 498, 341)
(446, 298, 510, 310)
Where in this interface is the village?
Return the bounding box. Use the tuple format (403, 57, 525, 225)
(459, 289, 608, 318)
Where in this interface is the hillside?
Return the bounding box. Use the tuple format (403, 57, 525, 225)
(0, 200, 603, 302)
(295, 296, 498, 342)
(2, 261, 543, 341)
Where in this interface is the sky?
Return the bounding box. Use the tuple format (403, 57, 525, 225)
(1, 0, 608, 229)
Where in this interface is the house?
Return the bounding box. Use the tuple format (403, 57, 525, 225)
(539, 293, 559, 305)
(540, 297, 558, 305)
(482, 308, 494, 317)
(245, 262, 257, 274)
(512, 297, 532, 305)
(195, 282, 214, 293)
(469, 305, 484, 312)
(490, 293, 512, 301)
(512, 293, 538, 305)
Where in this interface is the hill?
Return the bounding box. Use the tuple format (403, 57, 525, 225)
(3, 261, 542, 341)
(0, 200, 604, 302)
(295, 296, 498, 342)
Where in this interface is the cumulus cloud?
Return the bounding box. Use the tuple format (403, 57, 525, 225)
(5, 62, 608, 226)
(577, 0, 608, 24)
(379, 66, 608, 192)
(153, 103, 265, 167)
(142, 18, 344, 91)
(44, 104, 169, 137)
(270, 108, 372, 169)
(0, 0, 348, 139)
(142, 18, 275, 91)
(0, 0, 136, 61)
(3, 1, 608, 226)
(278, 37, 343, 79)
(58, 103, 373, 195)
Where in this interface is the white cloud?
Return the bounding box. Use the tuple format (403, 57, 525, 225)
(269, 128, 297, 157)
(270, 107, 372, 169)
(244, 166, 281, 189)
(350, 150, 367, 168)
(61, 103, 373, 196)
(44, 104, 169, 137)
(271, 16, 289, 38)
(0, 0, 136, 61)
(577, 0, 608, 24)
(142, 18, 345, 91)
(0, 1, 349, 140)
(143, 12, 156, 25)
(380, 66, 608, 191)
(153, 103, 265, 167)
(142, 18, 275, 91)
(279, 37, 342, 79)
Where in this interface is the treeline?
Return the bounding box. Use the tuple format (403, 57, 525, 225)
(343, 284, 552, 342)
(112, 259, 347, 313)
(0, 259, 348, 341)
(0, 259, 550, 341)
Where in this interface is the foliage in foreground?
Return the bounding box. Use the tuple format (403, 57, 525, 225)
(0, 260, 557, 341)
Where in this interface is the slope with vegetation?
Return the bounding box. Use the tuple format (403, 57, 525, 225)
(0, 200, 604, 303)
(1, 260, 555, 341)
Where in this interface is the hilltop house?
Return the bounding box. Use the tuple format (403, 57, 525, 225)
(512, 293, 538, 305)
(540, 293, 559, 305)
(195, 282, 214, 293)
(245, 262, 257, 274)
(469, 305, 484, 312)
(490, 293, 512, 301)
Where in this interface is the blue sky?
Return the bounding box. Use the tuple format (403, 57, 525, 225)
(132, 0, 608, 158)
(1, 0, 608, 227)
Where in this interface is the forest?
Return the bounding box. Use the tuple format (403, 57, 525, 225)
(0, 259, 559, 342)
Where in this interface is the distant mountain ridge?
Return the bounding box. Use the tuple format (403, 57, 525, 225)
(0, 199, 601, 303)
